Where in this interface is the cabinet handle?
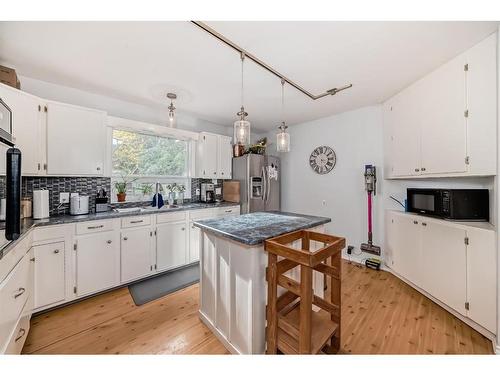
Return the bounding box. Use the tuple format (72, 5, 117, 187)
(96, 167, 101, 171)
(422, 222, 427, 226)
(87, 224, 104, 230)
(37, 163, 41, 171)
(130, 220, 144, 224)
(14, 287, 26, 299)
(107, 240, 112, 244)
(14, 328, 26, 342)
(421, 167, 426, 172)
(53, 249, 60, 254)
(221, 172, 224, 175)
(413, 220, 418, 225)
(225, 210, 232, 213)
(123, 237, 128, 241)
(214, 172, 217, 175)
(43, 163, 47, 171)
(30, 257, 35, 262)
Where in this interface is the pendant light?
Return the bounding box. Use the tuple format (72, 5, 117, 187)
(276, 79, 290, 152)
(234, 52, 250, 146)
(167, 92, 177, 128)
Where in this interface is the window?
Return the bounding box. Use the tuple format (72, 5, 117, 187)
(111, 129, 190, 203)
(112, 129, 188, 177)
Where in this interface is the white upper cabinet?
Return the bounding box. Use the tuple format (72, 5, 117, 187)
(46, 101, 106, 176)
(218, 135, 232, 179)
(384, 33, 497, 178)
(0, 83, 45, 175)
(196, 132, 232, 179)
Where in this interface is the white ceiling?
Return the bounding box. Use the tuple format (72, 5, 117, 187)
(0, 21, 497, 132)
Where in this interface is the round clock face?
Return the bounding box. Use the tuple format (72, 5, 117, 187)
(309, 146, 336, 174)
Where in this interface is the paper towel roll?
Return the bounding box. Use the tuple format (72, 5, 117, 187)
(33, 190, 50, 219)
(0, 198, 6, 221)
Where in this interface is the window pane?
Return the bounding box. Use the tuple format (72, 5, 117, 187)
(112, 130, 187, 177)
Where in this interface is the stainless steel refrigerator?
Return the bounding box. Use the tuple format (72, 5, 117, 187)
(232, 154, 280, 214)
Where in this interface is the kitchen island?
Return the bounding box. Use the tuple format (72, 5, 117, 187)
(193, 211, 332, 354)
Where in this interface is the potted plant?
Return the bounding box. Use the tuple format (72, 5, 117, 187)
(114, 175, 137, 202)
(164, 184, 175, 206)
(141, 183, 154, 202)
(174, 184, 186, 205)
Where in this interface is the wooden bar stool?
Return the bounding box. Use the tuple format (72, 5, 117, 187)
(265, 230, 345, 354)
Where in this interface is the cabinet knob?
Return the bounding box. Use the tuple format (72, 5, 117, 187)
(181, 227, 185, 231)
(123, 237, 128, 241)
(421, 167, 426, 172)
(97, 167, 101, 171)
(414, 168, 420, 172)
(221, 172, 224, 175)
(422, 222, 427, 226)
(30, 257, 35, 262)
(214, 172, 216, 175)
(413, 220, 418, 225)
(107, 240, 112, 244)
(53, 249, 60, 254)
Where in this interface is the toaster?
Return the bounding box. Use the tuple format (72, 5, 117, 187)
(70, 194, 89, 215)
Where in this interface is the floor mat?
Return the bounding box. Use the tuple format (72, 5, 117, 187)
(128, 263, 199, 306)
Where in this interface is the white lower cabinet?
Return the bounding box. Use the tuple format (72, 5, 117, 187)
(33, 242, 65, 309)
(75, 230, 120, 297)
(121, 227, 154, 283)
(386, 210, 496, 332)
(156, 222, 188, 272)
(189, 221, 201, 263)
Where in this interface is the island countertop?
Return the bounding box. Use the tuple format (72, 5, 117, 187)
(193, 211, 331, 246)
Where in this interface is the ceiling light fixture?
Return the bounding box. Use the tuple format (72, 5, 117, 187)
(167, 92, 177, 128)
(276, 79, 290, 153)
(234, 52, 250, 146)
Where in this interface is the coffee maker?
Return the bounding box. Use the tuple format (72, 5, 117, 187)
(201, 183, 215, 203)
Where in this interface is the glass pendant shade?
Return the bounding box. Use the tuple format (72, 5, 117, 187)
(276, 124, 290, 152)
(234, 117, 250, 146)
(168, 110, 176, 128)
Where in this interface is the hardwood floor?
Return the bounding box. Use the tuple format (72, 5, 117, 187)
(23, 261, 493, 354)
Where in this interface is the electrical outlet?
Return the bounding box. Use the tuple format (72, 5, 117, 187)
(59, 192, 70, 204)
(195, 188, 200, 196)
(215, 187, 222, 195)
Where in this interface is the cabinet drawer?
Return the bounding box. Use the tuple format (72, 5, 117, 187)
(76, 219, 115, 235)
(189, 209, 217, 221)
(3, 313, 30, 354)
(0, 254, 31, 350)
(121, 215, 151, 228)
(32, 224, 69, 243)
(0, 234, 31, 284)
(217, 206, 240, 216)
(156, 211, 187, 224)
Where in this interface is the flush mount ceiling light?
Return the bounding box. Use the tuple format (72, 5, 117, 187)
(191, 21, 353, 101)
(167, 92, 177, 128)
(234, 52, 250, 146)
(276, 79, 290, 153)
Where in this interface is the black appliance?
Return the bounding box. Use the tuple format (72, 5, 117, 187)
(407, 188, 489, 221)
(6, 148, 22, 240)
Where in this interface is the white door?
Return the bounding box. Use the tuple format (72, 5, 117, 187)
(46, 101, 106, 176)
(76, 231, 120, 297)
(420, 220, 467, 314)
(394, 215, 422, 286)
(0, 84, 43, 175)
(466, 227, 496, 332)
(33, 242, 65, 309)
(121, 227, 154, 283)
(156, 222, 187, 272)
(199, 133, 218, 178)
(189, 221, 201, 263)
(388, 86, 422, 177)
(420, 54, 467, 174)
(218, 136, 232, 179)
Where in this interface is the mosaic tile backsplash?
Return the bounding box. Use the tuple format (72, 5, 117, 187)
(0, 177, 224, 216)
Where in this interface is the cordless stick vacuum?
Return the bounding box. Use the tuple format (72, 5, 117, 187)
(360, 165, 381, 256)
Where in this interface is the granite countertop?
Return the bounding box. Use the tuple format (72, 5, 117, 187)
(193, 211, 331, 246)
(0, 201, 239, 260)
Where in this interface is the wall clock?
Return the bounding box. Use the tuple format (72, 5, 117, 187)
(309, 146, 336, 174)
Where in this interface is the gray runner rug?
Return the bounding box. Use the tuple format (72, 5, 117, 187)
(128, 263, 200, 306)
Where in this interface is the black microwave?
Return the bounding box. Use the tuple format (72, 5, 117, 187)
(407, 188, 489, 221)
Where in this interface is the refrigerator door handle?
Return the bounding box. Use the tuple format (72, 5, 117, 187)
(261, 166, 267, 201)
(265, 166, 270, 203)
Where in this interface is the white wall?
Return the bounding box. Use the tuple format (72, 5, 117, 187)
(277, 106, 385, 263)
